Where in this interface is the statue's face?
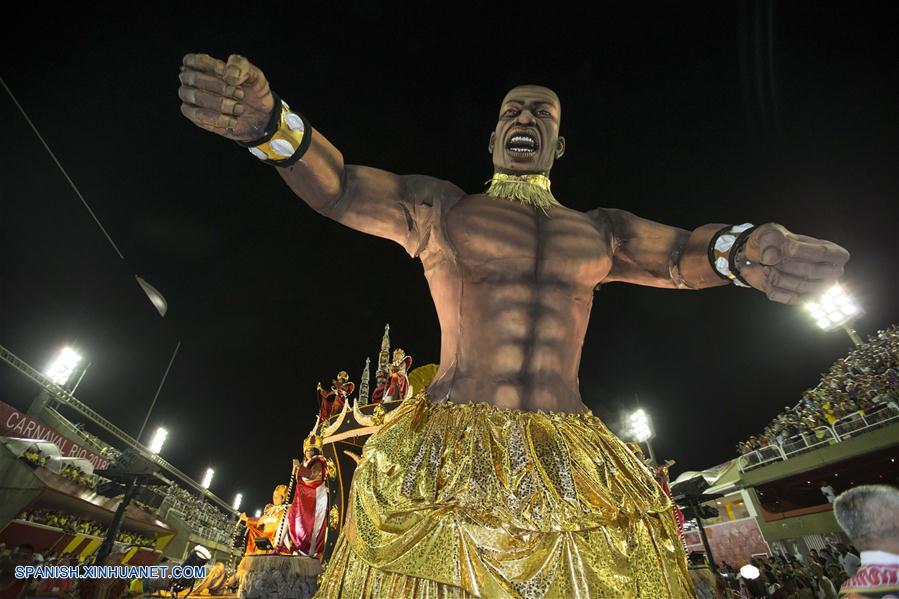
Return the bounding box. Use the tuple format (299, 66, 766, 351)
(273, 489, 285, 505)
(489, 85, 564, 176)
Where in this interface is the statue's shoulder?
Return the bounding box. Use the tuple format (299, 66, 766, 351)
(404, 174, 466, 208)
(582, 205, 613, 228)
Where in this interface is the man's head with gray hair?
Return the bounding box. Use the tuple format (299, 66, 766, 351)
(833, 485, 899, 552)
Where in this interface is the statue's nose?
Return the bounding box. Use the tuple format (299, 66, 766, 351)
(515, 110, 536, 125)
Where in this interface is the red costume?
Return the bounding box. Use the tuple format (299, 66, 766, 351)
(384, 350, 412, 402)
(317, 371, 354, 421)
(287, 454, 329, 558)
(370, 369, 388, 404)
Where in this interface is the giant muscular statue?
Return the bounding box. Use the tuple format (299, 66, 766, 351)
(180, 54, 848, 598)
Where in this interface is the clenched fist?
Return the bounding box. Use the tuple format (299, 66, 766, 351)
(179, 53, 274, 142)
(737, 223, 850, 304)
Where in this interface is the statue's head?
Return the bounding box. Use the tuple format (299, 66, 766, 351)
(336, 371, 349, 384)
(489, 85, 564, 176)
(392, 348, 406, 362)
(272, 484, 288, 505)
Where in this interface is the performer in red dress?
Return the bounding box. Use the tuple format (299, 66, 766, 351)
(369, 369, 388, 404)
(316, 371, 354, 421)
(384, 348, 412, 402)
(287, 433, 329, 558)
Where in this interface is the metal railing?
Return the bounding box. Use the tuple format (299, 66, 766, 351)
(781, 426, 838, 458)
(740, 401, 899, 472)
(833, 403, 899, 439)
(739, 444, 786, 471)
(0, 343, 235, 513)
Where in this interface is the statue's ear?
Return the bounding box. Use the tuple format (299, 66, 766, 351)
(488, 132, 495, 154)
(556, 136, 566, 159)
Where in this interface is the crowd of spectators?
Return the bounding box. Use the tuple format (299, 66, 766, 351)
(19, 446, 49, 468)
(59, 464, 96, 489)
(18, 444, 98, 491)
(163, 485, 233, 545)
(16, 509, 155, 547)
(75, 427, 123, 463)
(738, 325, 899, 456)
(690, 541, 862, 598)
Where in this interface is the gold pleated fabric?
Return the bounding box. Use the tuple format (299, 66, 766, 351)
(315, 395, 694, 599)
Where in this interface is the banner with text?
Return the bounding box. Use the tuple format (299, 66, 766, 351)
(0, 401, 111, 470)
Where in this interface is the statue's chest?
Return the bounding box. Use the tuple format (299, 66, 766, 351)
(444, 196, 612, 285)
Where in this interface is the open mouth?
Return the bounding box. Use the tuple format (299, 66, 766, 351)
(505, 132, 539, 155)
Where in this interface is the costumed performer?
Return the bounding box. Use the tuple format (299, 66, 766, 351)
(384, 348, 413, 402)
(316, 371, 354, 421)
(287, 433, 329, 559)
(180, 53, 849, 598)
(369, 368, 389, 404)
(240, 484, 291, 554)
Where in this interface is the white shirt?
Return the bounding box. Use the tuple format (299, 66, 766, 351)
(841, 551, 861, 576)
(860, 550, 899, 566)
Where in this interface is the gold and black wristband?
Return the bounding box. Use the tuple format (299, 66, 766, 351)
(237, 92, 312, 168)
(708, 223, 756, 287)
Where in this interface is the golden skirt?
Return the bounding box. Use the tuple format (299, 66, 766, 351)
(315, 395, 693, 598)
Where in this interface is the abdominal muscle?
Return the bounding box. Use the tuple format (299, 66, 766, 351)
(424, 277, 594, 414)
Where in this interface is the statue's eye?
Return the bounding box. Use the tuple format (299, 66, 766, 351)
(503, 109, 520, 117)
(537, 109, 551, 117)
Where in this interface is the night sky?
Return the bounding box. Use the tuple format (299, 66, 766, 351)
(2, 3, 897, 515)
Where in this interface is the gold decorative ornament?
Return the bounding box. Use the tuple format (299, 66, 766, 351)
(246, 100, 307, 163)
(407, 363, 438, 395)
(371, 404, 385, 426)
(484, 172, 561, 214)
(328, 505, 340, 530)
(326, 458, 336, 480)
(352, 400, 376, 427)
(342, 450, 362, 465)
(303, 433, 323, 453)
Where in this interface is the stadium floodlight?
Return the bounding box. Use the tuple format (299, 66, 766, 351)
(45, 347, 82, 386)
(804, 284, 863, 345)
(740, 564, 760, 580)
(628, 409, 654, 443)
(148, 427, 168, 454)
(254, 509, 262, 518)
(201, 468, 214, 489)
(233, 493, 243, 511)
(627, 408, 658, 465)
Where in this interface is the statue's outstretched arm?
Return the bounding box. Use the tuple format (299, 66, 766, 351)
(590, 207, 848, 304)
(179, 53, 464, 256)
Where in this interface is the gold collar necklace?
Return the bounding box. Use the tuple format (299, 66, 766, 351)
(484, 172, 561, 214)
